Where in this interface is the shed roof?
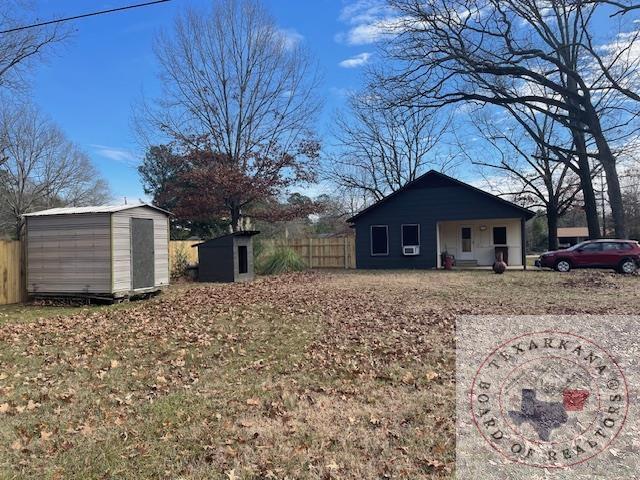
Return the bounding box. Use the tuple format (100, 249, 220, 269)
(346, 170, 536, 223)
(192, 230, 260, 247)
(557, 227, 589, 238)
(23, 203, 171, 217)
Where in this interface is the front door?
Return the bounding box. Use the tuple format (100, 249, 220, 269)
(459, 226, 474, 260)
(131, 218, 155, 289)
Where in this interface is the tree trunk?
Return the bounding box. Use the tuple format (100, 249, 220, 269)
(230, 204, 241, 232)
(580, 95, 626, 238)
(573, 133, 601, 240)
(564, 74, 601, 240)
(546, 207, 559, 251)
(15, 216, 23, 241)
(591, 133, 627, 238)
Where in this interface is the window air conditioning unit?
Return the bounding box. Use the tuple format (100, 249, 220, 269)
(403, 245, 420, 256)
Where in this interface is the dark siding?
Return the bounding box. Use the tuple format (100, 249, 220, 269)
(198, 245, 235, 282)
(196, 234, 256, 282)
(354, 184, 528, 269)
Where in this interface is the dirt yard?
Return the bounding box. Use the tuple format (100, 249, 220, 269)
(0, 269, 638, 479)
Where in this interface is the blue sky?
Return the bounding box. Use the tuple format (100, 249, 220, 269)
(31, 0, 387, 203)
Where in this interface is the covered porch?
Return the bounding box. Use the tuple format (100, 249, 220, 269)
(436, 218, 525, 269)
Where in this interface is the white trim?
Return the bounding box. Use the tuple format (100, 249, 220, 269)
(370, 225, 389, 256)
(401, 224, 420, 248)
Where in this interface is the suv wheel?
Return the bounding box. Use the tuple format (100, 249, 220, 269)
(555, 259, 572, 272)
(618, 258, 638, 274)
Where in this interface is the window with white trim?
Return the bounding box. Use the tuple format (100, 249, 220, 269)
(370, 225, 388, 256)
(402, 224, 420, 247)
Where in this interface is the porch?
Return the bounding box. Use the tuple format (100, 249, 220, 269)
(436, 218, 525, 269)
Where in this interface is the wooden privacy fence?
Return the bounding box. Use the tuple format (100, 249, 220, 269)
(169, 240, 200, 269)
(0, 240, 25, 305)
(0, 237, 355, 305)
(262, 236, 356, 269)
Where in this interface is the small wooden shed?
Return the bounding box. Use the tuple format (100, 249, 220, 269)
(24, 204, 171, 299)
(195, 231, 259, 282)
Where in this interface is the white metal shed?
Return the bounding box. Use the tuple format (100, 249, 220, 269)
(24, 204, 170, 299)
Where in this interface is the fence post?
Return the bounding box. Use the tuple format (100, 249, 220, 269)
(308, 237, 313, 268)
(343, 237, 347, 269)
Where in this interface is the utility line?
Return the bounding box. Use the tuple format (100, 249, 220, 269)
(0, 0, 172, 34)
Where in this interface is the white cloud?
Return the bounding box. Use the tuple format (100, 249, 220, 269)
(336, 0, 402, 45)
(339, 52, 372, 68)
(91, 144, 138, 164)
(278, 28, 304, 50)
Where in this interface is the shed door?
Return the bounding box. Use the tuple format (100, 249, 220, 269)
(131, 218, 155, 289)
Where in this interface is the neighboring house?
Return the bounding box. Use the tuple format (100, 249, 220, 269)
(557, 227, 589, 248)
(347, 170, 535, 269)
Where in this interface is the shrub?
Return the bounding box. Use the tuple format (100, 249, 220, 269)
(258, 246, 306, 275)
(171, 245, 189, 280)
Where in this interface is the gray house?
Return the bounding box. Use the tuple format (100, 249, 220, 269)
(347, 171, 535, 269)
(24, 204, 170, 299)
(195, 231, 259, 282)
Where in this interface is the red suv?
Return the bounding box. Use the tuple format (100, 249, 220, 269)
(536, 240, 640, 274)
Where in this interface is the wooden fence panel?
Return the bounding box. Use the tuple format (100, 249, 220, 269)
(0, 240, 25, 305)
(262, 237, 356, 269)
(169, 240, 200, 269)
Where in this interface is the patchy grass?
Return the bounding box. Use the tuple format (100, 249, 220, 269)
(0, 269, 638, 479)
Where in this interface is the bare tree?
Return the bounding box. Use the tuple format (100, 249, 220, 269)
(0, 1, 69, 91)
(137, 0, 321, 230)
(0, 103, 111, 238)
(329, 89, 455, 202)
(464, 110, 586, 250)
(381, 0, 640, 238)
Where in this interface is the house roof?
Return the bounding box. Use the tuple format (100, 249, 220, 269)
(346, 170, 536, 223)
(22, 203, 172, 217)
(557, 227, 589, 238)
(192, 230, 260, 247)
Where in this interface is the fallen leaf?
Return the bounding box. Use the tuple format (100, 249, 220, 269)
(40, 430, 53, 441)
(246, 398, 260, 406)
(0, 403, 10, 414)
(425, 371, 439, 381)
(79, 424, 93, 436)
(225, 469, 237, 480)
(110, 360, 120, 369)
(325, 460, 339, 470)
(401, 371, 415, 384)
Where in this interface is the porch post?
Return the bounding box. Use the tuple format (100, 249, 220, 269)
(521, 217, 527, 270)
(436, 222, 441, 269)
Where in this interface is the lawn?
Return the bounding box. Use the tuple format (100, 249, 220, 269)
(0, 269, 638, 479)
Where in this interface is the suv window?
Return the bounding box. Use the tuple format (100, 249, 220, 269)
(602, 242, 633, 251)
(579, 242, 602, 252)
